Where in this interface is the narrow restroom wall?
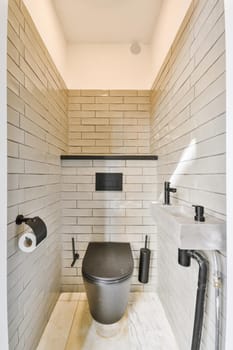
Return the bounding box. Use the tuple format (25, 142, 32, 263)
(61, 89, 158, 292)
(7, 1, 68, 349)
(0, 0, 9, 348)
(151, 0, 226, 349)
(67, 90, 151, 155)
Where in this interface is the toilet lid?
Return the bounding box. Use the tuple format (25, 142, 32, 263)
(82, 242, 134, 283)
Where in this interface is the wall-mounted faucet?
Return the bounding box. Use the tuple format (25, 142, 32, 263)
(164, 181, 177, 205)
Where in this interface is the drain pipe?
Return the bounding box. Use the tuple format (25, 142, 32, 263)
(178, 249, 208, 350)
(212, 251, 222, 350)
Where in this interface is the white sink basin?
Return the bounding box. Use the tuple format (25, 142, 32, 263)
(151, 202, 226, 251)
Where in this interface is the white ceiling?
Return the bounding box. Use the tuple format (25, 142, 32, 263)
(52, 0, 162, 44)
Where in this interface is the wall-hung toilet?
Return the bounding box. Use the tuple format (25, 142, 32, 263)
(82, 242, 134, 324)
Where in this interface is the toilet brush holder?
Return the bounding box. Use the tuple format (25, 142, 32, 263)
(138, 235, 151, 283)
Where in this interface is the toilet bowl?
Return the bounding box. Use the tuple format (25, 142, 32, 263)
(82, 242, 134, 324)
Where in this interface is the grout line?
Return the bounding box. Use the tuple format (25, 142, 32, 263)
(64, 296, 80, 350)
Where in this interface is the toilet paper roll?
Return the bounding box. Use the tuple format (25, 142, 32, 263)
(18, 230, 37, 253)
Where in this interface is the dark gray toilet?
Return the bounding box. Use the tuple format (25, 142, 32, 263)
(82, 242, 134, 324)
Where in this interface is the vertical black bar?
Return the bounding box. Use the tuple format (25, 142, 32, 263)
(72, 237, 75, 258)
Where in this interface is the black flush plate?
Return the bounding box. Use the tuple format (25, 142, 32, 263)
(95, 173, 123, 191)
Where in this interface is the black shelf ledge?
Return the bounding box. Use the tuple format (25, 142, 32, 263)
(61, 155, 158, 160)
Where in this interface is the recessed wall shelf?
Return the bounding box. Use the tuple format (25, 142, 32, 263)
(60, 155, 158, 160)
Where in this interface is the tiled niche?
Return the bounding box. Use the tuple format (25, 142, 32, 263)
(61, 158, 158, 292)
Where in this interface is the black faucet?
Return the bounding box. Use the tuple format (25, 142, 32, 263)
(164, 181, 177, 205)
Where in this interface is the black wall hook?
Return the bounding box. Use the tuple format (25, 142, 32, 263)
(71, 238, 79, 267)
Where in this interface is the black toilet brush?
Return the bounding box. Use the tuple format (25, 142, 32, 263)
(138, 235, 151, 283)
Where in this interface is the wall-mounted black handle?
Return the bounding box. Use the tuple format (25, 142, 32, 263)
(71, 238, 79, 267)
(169, 188, 177, 193)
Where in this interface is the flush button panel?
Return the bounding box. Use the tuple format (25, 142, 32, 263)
(95, 173, 123, 191)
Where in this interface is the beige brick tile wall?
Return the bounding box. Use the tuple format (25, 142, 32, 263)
(7, 1, 68, 350)
(150, 0, 226, 349)
(7, 0, 227, 349)
(7, 5, 152, 349)
(68, 90, 151, 155)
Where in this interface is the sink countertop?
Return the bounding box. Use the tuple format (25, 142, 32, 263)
(150, 202, 226, 251)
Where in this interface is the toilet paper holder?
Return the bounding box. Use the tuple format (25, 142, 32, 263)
(16, 214, 47, 245)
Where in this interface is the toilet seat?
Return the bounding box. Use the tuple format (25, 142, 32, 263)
(82, 242, 134, 284)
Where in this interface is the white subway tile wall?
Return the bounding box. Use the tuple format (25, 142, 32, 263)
(151, 0, 226, 349)
(7, 1, 68, 349)
(61, 159, 158, 292)
(68, 90, 151, 155)
(7, 0, 227, 349)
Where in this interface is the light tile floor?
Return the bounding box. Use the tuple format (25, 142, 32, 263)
(37, 293, 179, 350)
